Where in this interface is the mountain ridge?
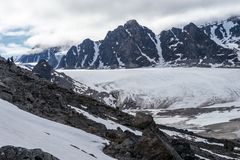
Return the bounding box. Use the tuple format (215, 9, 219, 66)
(17, 16, 240, 69)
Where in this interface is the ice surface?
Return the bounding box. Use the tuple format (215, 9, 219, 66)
(59, 68, 240, 110)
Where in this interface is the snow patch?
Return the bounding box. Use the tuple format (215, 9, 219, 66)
(0, 99, 114, 160)
(69, 105, 142, 136)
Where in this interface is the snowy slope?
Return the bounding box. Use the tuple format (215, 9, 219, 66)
(60, 68, 240, 109)
(201, 17, 240, 59)
(0, 98, 114, 160)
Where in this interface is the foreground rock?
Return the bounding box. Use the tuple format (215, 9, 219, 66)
(0, 146, 59, 160)
(32, 59, 53, 80)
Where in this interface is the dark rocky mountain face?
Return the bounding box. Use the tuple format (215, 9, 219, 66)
(17, 16, 240, 68)
(58, 20, 161, 69)
(160, 23, 238, 66)
(201, 16, 240, 54)
(98, 20, 160, 68)
(56, 17, 240, 68)
(58, 39, 98, 69)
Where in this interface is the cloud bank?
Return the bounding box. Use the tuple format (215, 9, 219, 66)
(0, 0, 240, 57)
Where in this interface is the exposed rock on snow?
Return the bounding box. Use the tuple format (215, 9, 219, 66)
(0, 146, 59, 160)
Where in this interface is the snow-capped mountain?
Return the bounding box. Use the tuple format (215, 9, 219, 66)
(17, 16, 240, 69)
(58, 20, 162, 69)
(201, 16, 240, 55)
(161, 23, 238, 66)
(17, 46, 69, 68)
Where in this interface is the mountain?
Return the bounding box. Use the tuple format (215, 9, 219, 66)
(160, 23, 238, 66)
(201, 16, 240, 56)
(17, 16, 240, 68)
(58, 20, 162, 69)
(17, 46, 68, 68)
(1, 59, 240, 159)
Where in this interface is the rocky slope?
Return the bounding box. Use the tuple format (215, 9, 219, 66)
(17, 16, 240, 68)
(0, 59, 181, 159)
(1, 59, 240, 159)
(201, 16, 240, 54)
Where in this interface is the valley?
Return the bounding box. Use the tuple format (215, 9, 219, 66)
(59, 67, 240, 139)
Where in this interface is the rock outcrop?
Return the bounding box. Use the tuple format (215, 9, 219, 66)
(32, 59, 53, 80)
(0, 146, 59, 160)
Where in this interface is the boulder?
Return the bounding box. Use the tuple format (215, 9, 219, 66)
(32, 59, 53, 80)
(132, 112, 154, 129)
(0, 146, 59, 160)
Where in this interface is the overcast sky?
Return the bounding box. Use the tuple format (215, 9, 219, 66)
(0, 0, 240, 57)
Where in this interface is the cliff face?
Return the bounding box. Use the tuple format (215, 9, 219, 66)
(160, 23, 238, 66)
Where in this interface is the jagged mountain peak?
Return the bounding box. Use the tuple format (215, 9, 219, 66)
(124, 19, 141, 28)
(81, 38, 94, 44)
(125, 19, 139, 25)
(183, 22, 198, 30)
(226, 15, 240, 22)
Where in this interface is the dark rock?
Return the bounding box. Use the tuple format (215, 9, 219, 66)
(0, 146, 59, 160)
(224, 140, 235, 151)
(134, 130, 174, 160)
(65, 46, 78, 69)
(58, 19, 160, 69)
(0, 56, 6, 62)
(104, 128, 180, 160)
(132, 112, 154, 129)
(32, 59, 53, 80)
(160, 22, 238, 66)
(171, 139, 196, 160)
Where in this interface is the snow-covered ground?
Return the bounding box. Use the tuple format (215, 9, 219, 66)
(59, 68, 240, 138)
(0, 99, 114, 160)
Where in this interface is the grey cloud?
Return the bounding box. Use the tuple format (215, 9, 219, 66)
(0, 0, 240, 55)
(61, 0, 240, 19)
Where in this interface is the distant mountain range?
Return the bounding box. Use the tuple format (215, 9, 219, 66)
(17, 16, 240, 68)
